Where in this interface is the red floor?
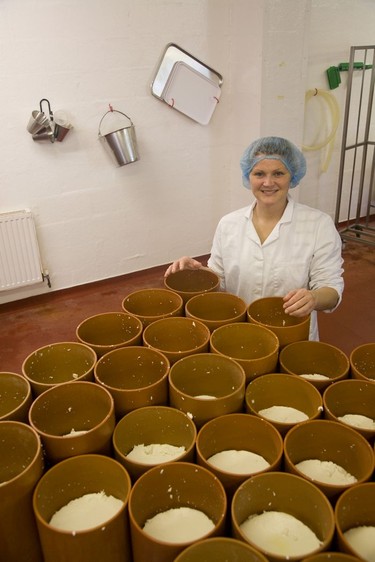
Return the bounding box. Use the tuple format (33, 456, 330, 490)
(0, 242, 374, 375)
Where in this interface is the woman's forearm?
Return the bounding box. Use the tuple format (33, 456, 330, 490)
(284, 287, 340, 316)
(310, 287, 340, 311)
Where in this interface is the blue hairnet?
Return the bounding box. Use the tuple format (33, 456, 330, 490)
(240, 137, 306, 189)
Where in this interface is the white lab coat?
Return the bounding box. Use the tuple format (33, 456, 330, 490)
(207, 195, 344, 340)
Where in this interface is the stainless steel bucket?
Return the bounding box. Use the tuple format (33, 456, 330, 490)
(32, 126, 55, 143)
(98, 109, 139, 166)
(53, 122, 72, 142)
(27, 110, 51, 135)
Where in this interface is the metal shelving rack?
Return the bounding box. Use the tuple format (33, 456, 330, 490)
(335, 45, 375, 246)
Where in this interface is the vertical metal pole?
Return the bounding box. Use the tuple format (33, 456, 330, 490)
(355, 48, 375, 220)
(365, 144, 375, 226)
(335, 47, 355, 227)
(364, 50, 375, 225)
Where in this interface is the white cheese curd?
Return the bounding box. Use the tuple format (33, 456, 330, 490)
(258, 405, 308, 423)
(126, 443, 185, 464)
(295, 459, 357, 485)
(343, 525, 375, 562)
(143, 507, 215, 543)
(300, 373, 330, 380)
(338, 413, 375, 430)
(240, 511, 322, 557)
(62, 428, 88, 437)
(207, 449, 270, 474)
(49, 491, 123, 531)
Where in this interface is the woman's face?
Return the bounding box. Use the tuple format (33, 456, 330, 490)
(249, 158, 291, 206)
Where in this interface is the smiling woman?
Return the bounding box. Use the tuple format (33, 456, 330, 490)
(165, 136, 344, 342)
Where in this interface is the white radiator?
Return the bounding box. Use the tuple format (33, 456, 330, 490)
(0, 210, 44, 291)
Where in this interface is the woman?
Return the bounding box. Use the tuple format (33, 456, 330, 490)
(165, 136, 344, 340)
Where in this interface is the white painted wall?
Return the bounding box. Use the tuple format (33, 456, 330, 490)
(1, 0, 374, 304)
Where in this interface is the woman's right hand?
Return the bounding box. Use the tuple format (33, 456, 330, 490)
(164, 256, 203, 277)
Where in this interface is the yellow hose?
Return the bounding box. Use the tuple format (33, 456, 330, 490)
(302, 89, 340, 172)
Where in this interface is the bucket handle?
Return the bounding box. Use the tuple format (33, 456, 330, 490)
(98, 107, 134, 136)
(39, 98, 54, 120)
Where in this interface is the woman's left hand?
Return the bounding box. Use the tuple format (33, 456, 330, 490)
(283, 289, 316, 317)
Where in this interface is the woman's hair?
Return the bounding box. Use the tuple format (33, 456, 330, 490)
(240, 136, 306, 189)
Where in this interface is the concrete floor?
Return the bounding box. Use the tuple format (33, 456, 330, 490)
(0, 241, 374, 374)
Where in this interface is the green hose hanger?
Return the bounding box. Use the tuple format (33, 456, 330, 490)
(326, 62, 373, 89)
